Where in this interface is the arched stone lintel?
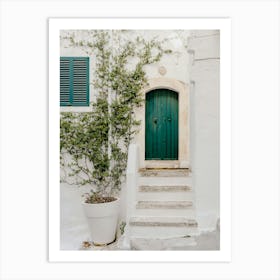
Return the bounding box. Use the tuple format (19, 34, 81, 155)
(143, 77, 187, 95)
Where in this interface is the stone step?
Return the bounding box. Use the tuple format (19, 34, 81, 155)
(135, 208, 196, 217)
(137, 185, 193, 201)
(130, 216, 197, 227)
(137, 191, 194, 201)
(138, 176, 192, 186)
(130, 236, 197, 250)
(139, 168, 190, 177)
(129, 216, 198, 238)
(139, 185, 191, 192)
(136, 201, 193, 209)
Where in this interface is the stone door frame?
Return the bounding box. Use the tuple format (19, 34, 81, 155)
(135, 77, 190, 169)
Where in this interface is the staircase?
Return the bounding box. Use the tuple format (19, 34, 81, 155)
(121, 145, 198, 250)
(126, 168, 198, 249)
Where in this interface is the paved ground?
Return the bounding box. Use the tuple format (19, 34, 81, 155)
(79, 228, 219, 251)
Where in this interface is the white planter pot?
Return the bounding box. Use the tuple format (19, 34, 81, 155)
(82, 198, 120, 245)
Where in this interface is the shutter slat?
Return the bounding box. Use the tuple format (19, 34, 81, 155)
(60, 57, 89, 106)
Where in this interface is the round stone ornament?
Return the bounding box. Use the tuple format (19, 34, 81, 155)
(158, 66, 167, 76)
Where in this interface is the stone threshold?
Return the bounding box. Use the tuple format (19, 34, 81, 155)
(144, 160, 180, 169)
(139, 168, 190, 177)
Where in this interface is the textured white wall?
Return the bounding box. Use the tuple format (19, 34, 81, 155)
(188, 30, 220, 231)
(60, 30, 191, 106)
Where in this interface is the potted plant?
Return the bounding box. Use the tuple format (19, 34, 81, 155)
(60, 30, 171, 245)
(82, 192, 121, 245)
(60, 101, 122, 245)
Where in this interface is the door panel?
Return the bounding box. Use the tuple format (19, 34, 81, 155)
(145, 89, 178, 160)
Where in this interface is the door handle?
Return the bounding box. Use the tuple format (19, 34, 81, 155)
(153, 118, 158, 124)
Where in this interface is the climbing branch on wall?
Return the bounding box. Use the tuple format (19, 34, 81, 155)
(60, 30, 172, 200)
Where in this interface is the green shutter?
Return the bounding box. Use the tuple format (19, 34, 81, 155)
(60, 58, 71, 106)
(60, 57, 89, 106)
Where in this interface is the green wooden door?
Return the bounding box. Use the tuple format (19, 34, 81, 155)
(145, 89, 178, 160)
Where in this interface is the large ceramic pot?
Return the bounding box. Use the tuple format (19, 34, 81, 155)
(82, 198, 120, 245)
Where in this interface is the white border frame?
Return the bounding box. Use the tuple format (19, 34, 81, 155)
(49, 18, 231, 262)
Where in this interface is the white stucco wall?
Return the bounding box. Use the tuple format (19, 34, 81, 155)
(60, 30, 191, 110)
(188, 30, 220, 231)
(60, 30, 220, 247)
